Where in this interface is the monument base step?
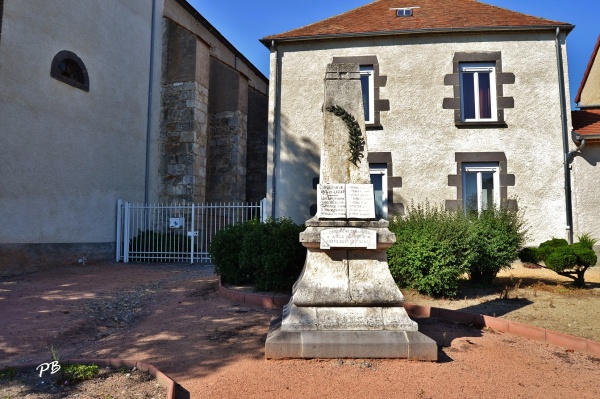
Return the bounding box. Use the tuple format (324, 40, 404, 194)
(265, 316, 438, 361)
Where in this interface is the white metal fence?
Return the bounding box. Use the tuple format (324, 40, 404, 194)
(116, 199, 266, 263)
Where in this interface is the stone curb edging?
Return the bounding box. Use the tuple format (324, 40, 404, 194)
(4, 359, 175, 399)
(218, 282, 291, 309)
(218, 281, 600, 358)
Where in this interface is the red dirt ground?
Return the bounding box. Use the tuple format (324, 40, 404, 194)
(1, 262, 599, 398)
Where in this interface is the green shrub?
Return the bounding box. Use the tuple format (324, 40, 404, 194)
(210, 218, 306, 291)
(537, 238, 569, 261)
(387, 203, 473, 297)
(571, 242, 598, 268)
(467, 208, 526, 284)
(538, 235, 598, 287)
(210, 221, 256, 284)
(518, 247, 540, 264)
(253, 218, 305, 291)
(545, 246, 577, 273)
(577, 233, 598, 250)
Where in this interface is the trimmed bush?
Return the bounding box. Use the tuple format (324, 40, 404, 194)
(254, 218, 306, 291)
(210, 221, 257, 284)
(210, 217, 306, 292)
(387, 203, 473, 298)
(467, 208, 526, 284)
(538, 238, 569, 261)
(518, 247, 541, 264)
(545, 246, 578, 273)
(571, 242, 597, 268)
(536, 234, 598, 287)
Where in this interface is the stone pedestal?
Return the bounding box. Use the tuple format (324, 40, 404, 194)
(265, 219, 437, 360)
(265, 62, 437, 360)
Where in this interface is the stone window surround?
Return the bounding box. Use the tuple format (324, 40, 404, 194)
(309, 152, 403, 216)
(50, 50, 90, 92)
(446, 152, 517, 211)
(331, 55, 389, 129)
(443, 52, 515, 128)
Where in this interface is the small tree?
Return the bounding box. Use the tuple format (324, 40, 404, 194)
(544, 235, 598, 288)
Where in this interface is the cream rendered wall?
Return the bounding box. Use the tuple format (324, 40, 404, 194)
(572, 145, 600, 242)
(267, 32, 572, 245)
(0, 0, 160, 244)
(578, 48, 600, 107)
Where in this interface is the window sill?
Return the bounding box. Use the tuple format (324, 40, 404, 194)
(455, 121, 507, 128)
(366, 124, 383, 131)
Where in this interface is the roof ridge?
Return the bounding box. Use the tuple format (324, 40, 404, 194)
(261, 0, 573, 44)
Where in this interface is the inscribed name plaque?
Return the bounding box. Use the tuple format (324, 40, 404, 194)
(346, 184, 375, 219)
(317, 184, 347, 219)
(320, 228, 377, 249)
(317, 184, 375, 219)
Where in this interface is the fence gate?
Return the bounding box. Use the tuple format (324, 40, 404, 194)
(116, 199, 266, 263)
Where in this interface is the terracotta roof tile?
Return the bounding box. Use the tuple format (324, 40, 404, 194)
(572, 109, 600, 138)
(262, 0, 572, 42)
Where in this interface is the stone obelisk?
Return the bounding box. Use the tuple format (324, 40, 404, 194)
(265, 63, 437, 360)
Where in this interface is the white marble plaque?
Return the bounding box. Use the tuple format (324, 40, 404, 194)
(317, 184, 347, 219)
(346, 184, 375, 219)
(320, 228, 377, 249)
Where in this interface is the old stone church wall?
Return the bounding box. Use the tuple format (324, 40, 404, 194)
(159, 10, 268, 205)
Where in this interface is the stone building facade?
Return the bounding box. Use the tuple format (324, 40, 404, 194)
(0, 0, 268, 273)
(262, 0, 577, 246)
(159, 4, 268, 204)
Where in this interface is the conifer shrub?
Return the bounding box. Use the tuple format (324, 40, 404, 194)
(518, 247, 541, 264)
(528, 234, 597, 287)
(537, 238, 569, 261)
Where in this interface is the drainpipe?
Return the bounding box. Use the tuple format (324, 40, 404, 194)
(270, 40, 282, 218)
(144, 0, 157, 206)
(568, 136, 586, 161)
(555, 28, 574, 244)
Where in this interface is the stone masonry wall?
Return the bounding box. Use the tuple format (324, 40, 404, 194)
(246, 87, 268, 202)
(159, 81, 209, 203)
(206, 110, 248, 202)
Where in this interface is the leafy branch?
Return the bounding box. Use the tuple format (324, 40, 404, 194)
(326, 105, 365, 166)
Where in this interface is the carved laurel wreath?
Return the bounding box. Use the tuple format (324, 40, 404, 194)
(326, 105, 365, 166)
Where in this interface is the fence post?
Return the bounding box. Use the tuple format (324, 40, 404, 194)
(190, 202, 195, 264)
(261, 198, 267, 222)
(123, 202, 131, 263)
(116, 199, 123, 262)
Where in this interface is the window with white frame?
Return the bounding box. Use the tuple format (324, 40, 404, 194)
(460, 63, 497, 122)
(360, 65, 375, 124)
(370, 163, 387, 219)
(462, 163, 499, 213)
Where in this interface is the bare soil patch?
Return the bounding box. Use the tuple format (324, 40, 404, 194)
(403, 262, 600, 341)
(0, 365, 165, 399)
(1, 262, 599, 398)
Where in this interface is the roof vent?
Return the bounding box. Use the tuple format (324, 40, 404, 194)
(391, 7, 420, 17)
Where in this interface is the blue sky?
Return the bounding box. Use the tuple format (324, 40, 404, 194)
(189, 0, 599, 107)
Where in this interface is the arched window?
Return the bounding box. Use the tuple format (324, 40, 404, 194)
(50, 51, 89, 91)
